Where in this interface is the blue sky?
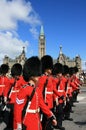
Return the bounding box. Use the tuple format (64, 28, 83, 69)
(0, 0, 86, 69)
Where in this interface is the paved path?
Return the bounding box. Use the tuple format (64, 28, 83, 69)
(54, 86, 86, 130)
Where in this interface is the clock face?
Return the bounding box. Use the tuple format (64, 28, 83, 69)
(41, 36, 44, 39)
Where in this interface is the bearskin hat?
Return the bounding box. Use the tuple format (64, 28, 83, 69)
(52, 63, 63, 75)
(69, 67, 75, 75)
(11, 63, 22, 77)
(0, 66, 1, 75)
(41, 55, 53, 73)
(23, 56, 42, 82)
(74, 66, 78, 73)
(63, 65, 69, 75)
(0, 64, 9, 74)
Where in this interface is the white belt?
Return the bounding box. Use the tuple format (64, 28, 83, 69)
(58, 90, 64, 92)
(0, 85, 5, 87)
(26, 108, 40, 113)
(46, 91, 53, 94)
(11, 90, 19, 93)
(67, 87, 70, 89)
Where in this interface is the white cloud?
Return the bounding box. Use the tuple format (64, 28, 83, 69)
(30, 27, 39, 39)
(0, 0, 42, 64)
(82, 61, 86, 70)
(0, 31, 28, 64)
(0, 0, 41, 31)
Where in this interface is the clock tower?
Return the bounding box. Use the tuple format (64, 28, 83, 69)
(38, 25, 46, 59)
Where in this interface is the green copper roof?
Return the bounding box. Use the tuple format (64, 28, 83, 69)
(40, 25, 44, 35)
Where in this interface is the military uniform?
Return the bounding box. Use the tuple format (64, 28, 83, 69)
(0, 76, 10, 96)
(14, 56, 57, 130)
(52, 63, 65, 130)
(3, 76, 26, 104)
(40, 55, 59, 130)
(14, 82, 55, 130)
(38, 75, 60, 110)
(0, 63, 25, 130)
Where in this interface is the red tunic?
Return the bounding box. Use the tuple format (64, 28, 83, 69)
(69, 75, 78, 92)
(14, 83, 53, 130)
(0, 75, 10, 96)
(52, 77, 60, 104)
(38, 75, 60, 109)
(74, 75, 82, 88)
(66, 77, 73, 97)
(56, 76, 66, 104)
(3, 76, 27, 104)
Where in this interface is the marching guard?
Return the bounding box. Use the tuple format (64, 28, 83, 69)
(14, 56, 57, 130)
(0, 64, 10, 129)
(0, 63, 26, 130)
(52, 63, 66, 130)
(38, 55, 60, 130)
(62, 65, 73, 121)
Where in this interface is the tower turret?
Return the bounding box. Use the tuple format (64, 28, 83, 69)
(38, 25, 46, 59)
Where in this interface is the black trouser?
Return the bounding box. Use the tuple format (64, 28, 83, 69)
(0, 96, 5, 122)
(42, 108, 54, 130)
(63, 99, 71, 119)
(56, 103, 64, 127)
(41, 113, 47, 130)
(22, 124, 27, 130)
(72, 90, 79, 102)
(4, 103, 14, 130)
(69, 97, 73, 111)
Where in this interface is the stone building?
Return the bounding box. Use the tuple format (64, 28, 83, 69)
(57, 45, 82, 73)
(3, 47, 27, 69)
(3, 25, 82, 73)
(38, 26, 82, 73)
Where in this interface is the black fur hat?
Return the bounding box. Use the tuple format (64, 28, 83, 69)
(41, 55, 53, 73)
(11, 63, 22, 77)
(0, 64, 9, 74)
(52, 63, 63, 75)
(0, 66, 1, 75)
(74, 66, 78, 73)
(23, 56, 42, 82)
(69, 67, 75, 75)
(63, 65, 69, 75)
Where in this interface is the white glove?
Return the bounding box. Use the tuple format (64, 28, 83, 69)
(4, 96, 7, 103)
(17, 123, 22, 130)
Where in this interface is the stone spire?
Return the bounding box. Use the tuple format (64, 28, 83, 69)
(22, 46, 25, 54)
(40, 25, 44, 35)
(59, 45, 62, 54)
(39, 25, 46, 59)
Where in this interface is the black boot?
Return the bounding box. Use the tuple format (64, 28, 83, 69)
(64, 117, 73, 121)
(57, 126, 65, 130)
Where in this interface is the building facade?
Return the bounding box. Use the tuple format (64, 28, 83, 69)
(57, 45, 82, 73)
(3, 25, 82, 73)
(3, 47, 27, 69)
